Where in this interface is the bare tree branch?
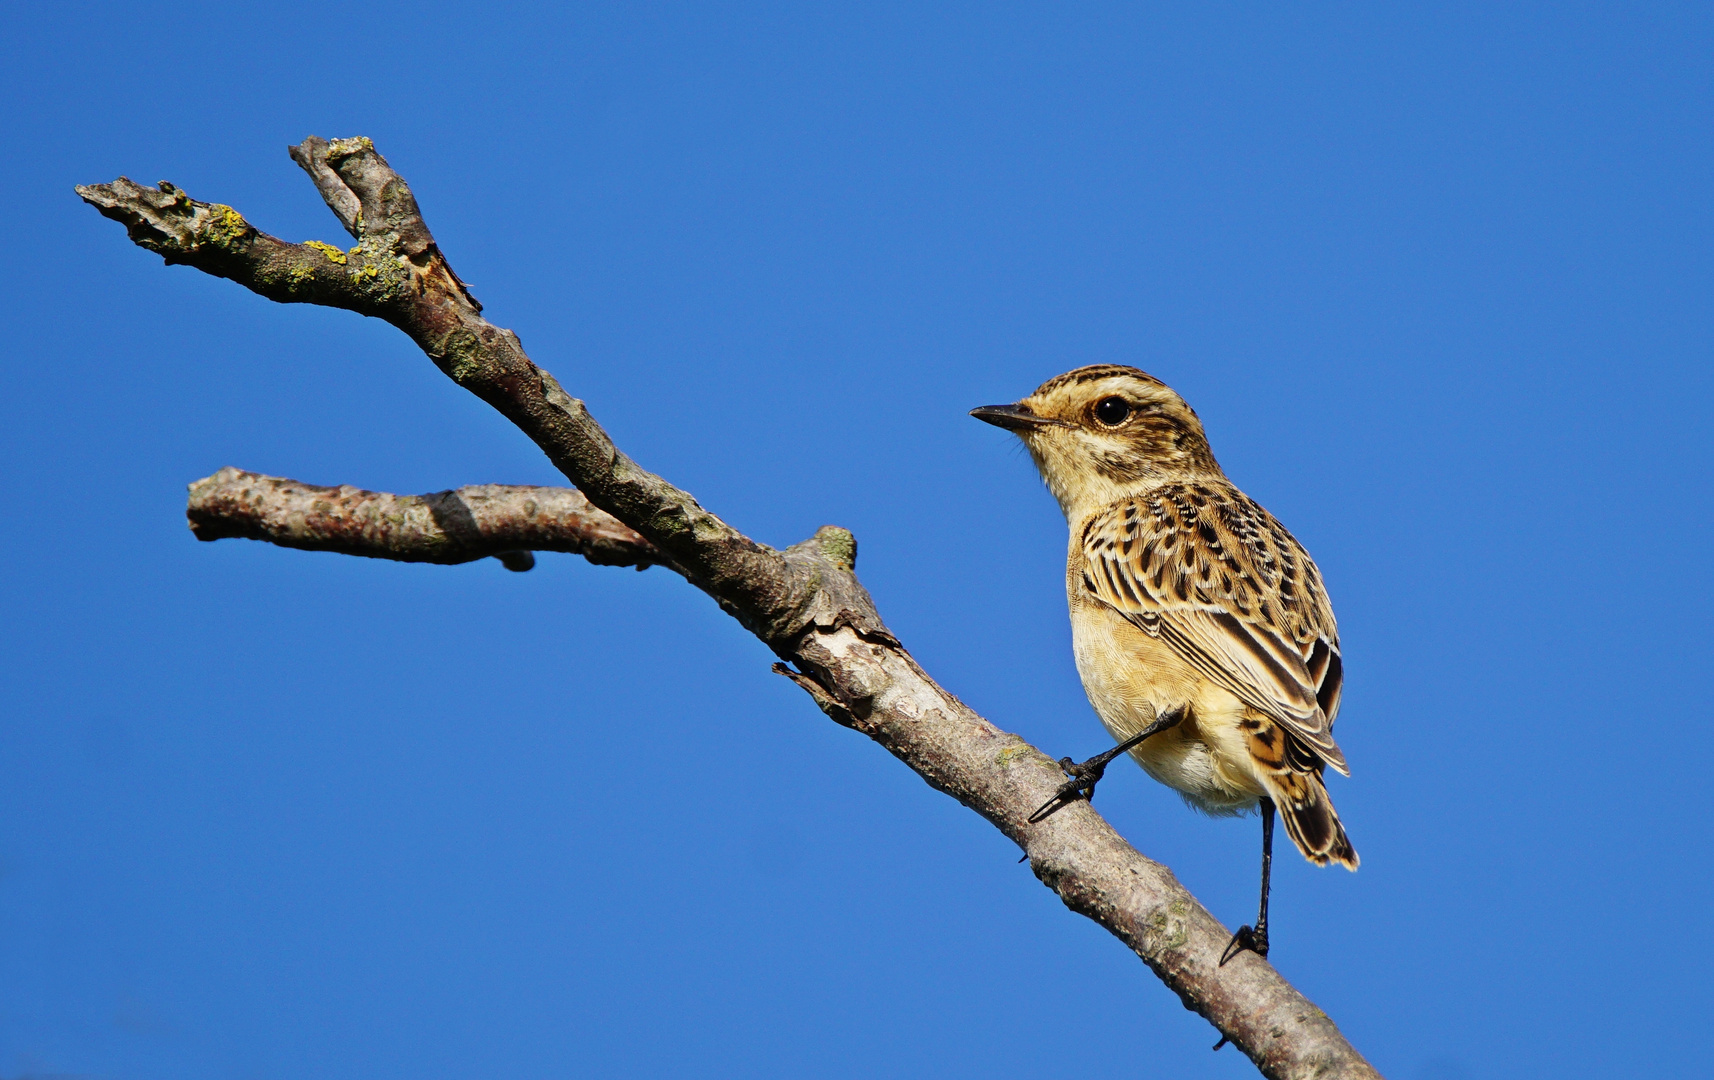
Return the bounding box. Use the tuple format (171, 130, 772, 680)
(77, 139, 1382, 1079)
(186, 467, 665, 571)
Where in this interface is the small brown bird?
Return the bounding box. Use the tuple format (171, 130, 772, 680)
(972, 364, 1355, 962)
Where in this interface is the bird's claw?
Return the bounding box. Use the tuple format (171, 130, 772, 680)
(1026, 756, 1108, 824)
(1218, 924, 1269, 965)
(1025, 712, 1182, 827)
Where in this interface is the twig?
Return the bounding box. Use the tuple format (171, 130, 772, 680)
(186, 467, 666, 571)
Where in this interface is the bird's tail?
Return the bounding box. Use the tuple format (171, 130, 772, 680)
(1269, 769, 1358, 869)
(1243, 714, 1358, 868)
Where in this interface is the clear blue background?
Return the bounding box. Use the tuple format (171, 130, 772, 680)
(3, 4, 1709, 1078)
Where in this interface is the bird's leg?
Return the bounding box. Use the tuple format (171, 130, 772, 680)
(1220, 796, 1274, 965)
(1027, 706, 1184, 825)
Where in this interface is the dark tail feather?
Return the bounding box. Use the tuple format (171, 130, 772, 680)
(1270, 771, 1358, 870)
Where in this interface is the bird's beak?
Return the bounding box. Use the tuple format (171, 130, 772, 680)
(969, 403, 1063, 432)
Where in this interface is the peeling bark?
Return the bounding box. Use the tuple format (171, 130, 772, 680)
(78, 139, 1381, 1079)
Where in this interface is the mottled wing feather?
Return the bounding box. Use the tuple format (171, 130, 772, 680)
(1080, 482, 1349, 775)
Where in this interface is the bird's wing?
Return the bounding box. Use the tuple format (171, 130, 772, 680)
(1079, 482, 1348, 775)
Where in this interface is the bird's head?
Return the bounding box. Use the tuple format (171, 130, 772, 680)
(971, 365, 1221, 518)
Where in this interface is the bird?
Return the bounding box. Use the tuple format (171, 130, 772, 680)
(971, 364, 1355, 963)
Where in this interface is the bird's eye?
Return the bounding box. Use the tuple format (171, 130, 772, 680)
(1094, 397, 1132, 426)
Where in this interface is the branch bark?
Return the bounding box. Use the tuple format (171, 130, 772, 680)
(186, 467, 666, 571)
(78, 140, 1381, 1079)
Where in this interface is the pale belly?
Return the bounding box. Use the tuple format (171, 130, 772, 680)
(1069, 599, 1263, 816)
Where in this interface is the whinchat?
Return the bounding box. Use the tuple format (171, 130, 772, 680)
(973, 365, 1354, 962)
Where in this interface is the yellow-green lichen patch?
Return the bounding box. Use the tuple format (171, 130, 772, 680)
(1146, 899, 1190, 951)
(305, 240, 348, 264)
(649, 505, 686, 534)
(327, 135, 375, 161)
(350, 263, 380, 283)
(815, 526, 858, 571)
(206, 204, 249, 248)
(996, 743, 1031, 768)
(437, 328, 484, 383)
(286, 265, 314, 287)
(447, 354, 480, 382)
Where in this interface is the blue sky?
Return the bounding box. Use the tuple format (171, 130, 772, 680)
(3, 3, 1710, 1077)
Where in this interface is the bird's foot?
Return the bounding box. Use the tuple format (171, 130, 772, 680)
(1025, 709, 1185, 826)
(1027, 756, 1108, 824)
(1218, 923, 1269, 965)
